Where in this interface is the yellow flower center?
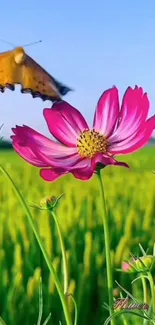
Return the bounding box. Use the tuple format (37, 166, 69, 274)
(77, 130, 109, 158)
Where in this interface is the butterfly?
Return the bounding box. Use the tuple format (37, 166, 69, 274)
(0, 47, 72, 102)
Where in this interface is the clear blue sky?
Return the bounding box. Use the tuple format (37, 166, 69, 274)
(1, 0, 155, 140)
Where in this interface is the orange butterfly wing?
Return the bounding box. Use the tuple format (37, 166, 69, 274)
(0, 49, 21, 92)
(20, 54, 68, 101)
(0, 47, 72, 102)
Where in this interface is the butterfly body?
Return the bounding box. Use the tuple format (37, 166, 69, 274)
(0, 47, 71, 101)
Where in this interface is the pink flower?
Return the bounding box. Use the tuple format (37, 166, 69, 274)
(11, 86, 155, 182)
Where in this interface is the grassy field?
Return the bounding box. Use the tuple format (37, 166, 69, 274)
(0, 148, 155, 325)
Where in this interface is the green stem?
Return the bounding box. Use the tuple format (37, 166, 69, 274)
(141, 275, 149, 325)
(51, 211, 69, 294)
(0, 165, 72, 325)
(119, 293, 129, 325)
(69, 295, 78, 325)
(147, 272, 155, 315)
(141, 276, 148, 304)
(97, 170, 115, 324)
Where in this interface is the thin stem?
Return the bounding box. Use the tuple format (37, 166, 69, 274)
(68, 295, 78, 325)
(97, 170, 115, 324)
(141, 276, 148, 305)
(141, 275, 149, 325)
(0, 165, 72, 325)
(51, 211, 69, 294)
(119, 293, 129, 325)
(148, 272, 155, 315)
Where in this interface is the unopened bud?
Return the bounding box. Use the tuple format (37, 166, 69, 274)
(122, 255, 155, 273)
(30, 193, 64, 211)
(40, 196, 57, 208)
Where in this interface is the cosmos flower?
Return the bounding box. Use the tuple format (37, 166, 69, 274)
(11, 86, 155, 182)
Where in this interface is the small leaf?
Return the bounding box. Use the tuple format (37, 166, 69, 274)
(139, 243, 147, 256)
(42, 313, 51, 325)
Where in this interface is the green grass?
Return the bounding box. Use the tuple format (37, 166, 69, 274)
(0, 148, 155, 325)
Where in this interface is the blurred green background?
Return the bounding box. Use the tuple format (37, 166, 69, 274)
(0, 146, 155, 325)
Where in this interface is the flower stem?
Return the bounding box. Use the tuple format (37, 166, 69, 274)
(141, 275, 148, 305)
(51, 211, 69, 294)
(0, 165, 73, 325)
(141, 275, 149, 325)
(147, 272, 155, 315)
(97, 170, 115, 324)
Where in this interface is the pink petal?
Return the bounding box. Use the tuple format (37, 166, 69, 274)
(72, 167, 93, 180)
(12, 125, 74, 157)
(69, 158, 93, 180)
(40, 159, 93, 182)
(69, 158, 91, 170)
(43, 101, 89, 147)
(91, 153, 129, 170)
(109, 115, 155, 155)
(39, 151, 82, 169)
(12, 140, 47, 167)
(93, 87, 120, 137)
(40, 168, 68, 182)
(11, 125, 78, 167)
(109, 86, 150, 143)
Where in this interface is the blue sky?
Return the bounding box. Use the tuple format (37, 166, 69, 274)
(1, 0, 155, 140)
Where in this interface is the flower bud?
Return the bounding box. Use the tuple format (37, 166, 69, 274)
(30, 193, 64, 211)
(122, 255, 155, 273)
(40, 196, 57, 209)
